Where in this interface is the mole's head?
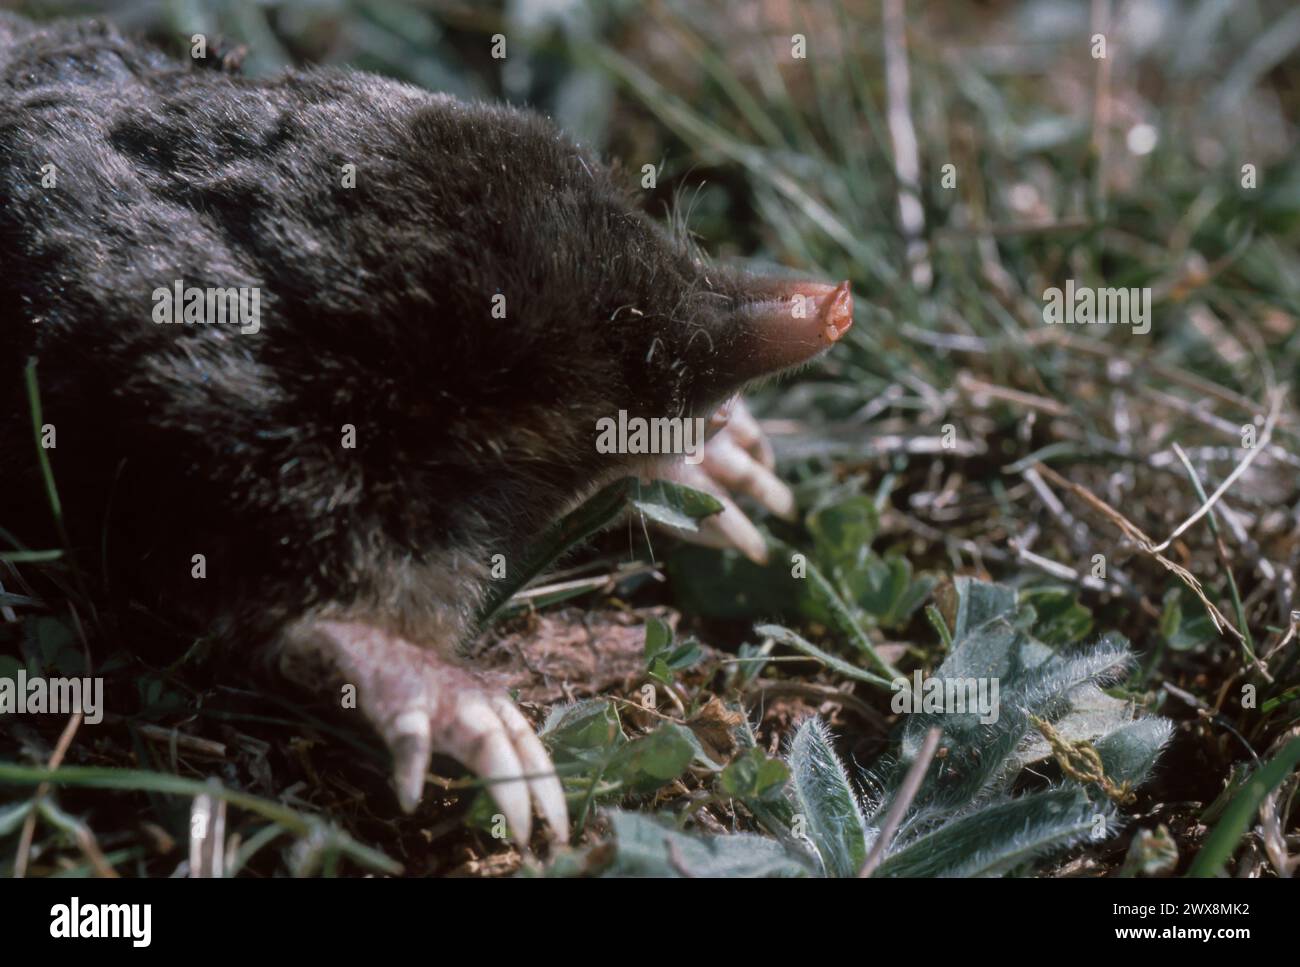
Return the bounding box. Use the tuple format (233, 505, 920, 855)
(366, 96, 852, 438)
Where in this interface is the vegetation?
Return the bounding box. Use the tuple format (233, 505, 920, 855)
(3, 0, 1298, 878)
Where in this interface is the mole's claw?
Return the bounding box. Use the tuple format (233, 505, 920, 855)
(702, 433, 796, 521)
(278, 620, 570, 845)
(703, 492, 770, 565)
(723, 398, 775, 470)
(651, 396, 792, 563)
(663, 462, 770, 565)
(391, 710, 433, 814)
(451, 695, 533, 845)
(489, 695, 570, 844)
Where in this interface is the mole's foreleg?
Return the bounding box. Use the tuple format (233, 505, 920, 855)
(277, 620, 568, 845)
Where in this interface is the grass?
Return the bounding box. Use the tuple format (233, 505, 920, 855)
(2, 0, 1299, 877)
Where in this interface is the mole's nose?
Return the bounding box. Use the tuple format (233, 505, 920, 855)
(760, 278, 854, 344)
(798, 279, 854, 342)
(725, 279, 855, 383)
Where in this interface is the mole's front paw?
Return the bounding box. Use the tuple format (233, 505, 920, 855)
(280, 620, 568, 845)
(660, 398, 796, 565)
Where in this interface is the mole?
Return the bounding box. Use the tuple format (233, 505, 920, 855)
(0, 13, 853, 845)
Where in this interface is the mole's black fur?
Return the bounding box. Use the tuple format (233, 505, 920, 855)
(0, 14, 763, 656)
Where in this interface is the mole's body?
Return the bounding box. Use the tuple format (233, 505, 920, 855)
(0, 14, 852, 842)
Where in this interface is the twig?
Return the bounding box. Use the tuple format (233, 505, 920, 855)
(1150, 388, 1284, 552)
(136, 724, 229, 758)
(1008, 530, 1152, 613)
(1025, 330, 1270, 418)
(881, 0, 931, 290)
(1022, 466, 1087, 553)
(958, 372, 1073, 418)
(1160, 683, 1259, 763)
(14, 711, 85, 878)
(1144, 385, 1299, 469)
(1034, 462, 1244, 642)
(1260, 620, 1297, 663)
(1171, 444, 1264, 673)
(860, 726, 942, 877)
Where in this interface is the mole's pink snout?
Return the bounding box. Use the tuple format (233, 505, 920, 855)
(796, 279, 854, 343)
(731, 279, 854, 382)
